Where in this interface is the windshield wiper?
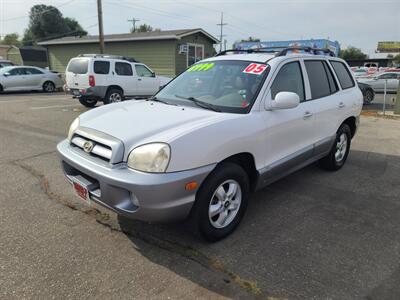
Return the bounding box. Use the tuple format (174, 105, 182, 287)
(174, 94, 221, 112)
(147, 96, 177, 106)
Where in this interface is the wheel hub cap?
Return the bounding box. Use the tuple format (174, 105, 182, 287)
(208, 179, 242, 229)
(335, 133, 348, 162)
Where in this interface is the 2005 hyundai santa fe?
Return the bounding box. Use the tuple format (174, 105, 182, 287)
(58, 47, 362, 241)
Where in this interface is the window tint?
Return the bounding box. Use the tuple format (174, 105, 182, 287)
(322, 61, 338, 94)
(94, 61, 110, 74)
(330, 61, 355, 89)
(270, 61, 305, 101)
(9, 68, 25, 75)
(304, 60, 331, 99)
(135, 65, 153, 77)
(115, 62, 133, 76)
(67, 59, 88, 74)
(24, 67, 43, 75)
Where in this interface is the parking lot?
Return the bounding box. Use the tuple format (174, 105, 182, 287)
(1, 92, 400, 299)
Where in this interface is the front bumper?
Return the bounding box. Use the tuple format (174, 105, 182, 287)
(57, 140, 215, 222)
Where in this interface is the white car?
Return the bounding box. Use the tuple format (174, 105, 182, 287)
(58, 48, 362, 241)
(358, 72, 400, 93)
(65, 54, 171, 107)
(0, 66, 63, 93)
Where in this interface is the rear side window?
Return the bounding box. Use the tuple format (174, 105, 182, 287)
(24, 67, 43, 75)
(304, 60, 331, 99)
(322, 61, 338, 94)
(330, 61, 355, 89)
(270, 61, 305, 102)
(94, 61, 110, 74)
(67, 59, 88, 74)
(115, 62, 133, 76)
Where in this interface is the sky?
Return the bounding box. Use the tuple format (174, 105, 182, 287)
(0, 0, 399, 56)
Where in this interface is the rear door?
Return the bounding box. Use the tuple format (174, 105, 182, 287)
(24, 67, 44, 88)
(114, 61, 136, 96)
(66, 58, 90, 89)
(134, 64, 158, 96)
(303, 59, 340, 147)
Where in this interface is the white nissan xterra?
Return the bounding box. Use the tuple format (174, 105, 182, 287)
(58, 47, 362, 241)
(65, 54, 171, 107)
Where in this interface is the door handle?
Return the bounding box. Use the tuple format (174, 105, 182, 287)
(338, 102, 345, 108)
(303, 111, 313, 119)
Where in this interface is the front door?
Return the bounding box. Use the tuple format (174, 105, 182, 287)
(262, 60, 316, 173)
(134, 64, 158, 96)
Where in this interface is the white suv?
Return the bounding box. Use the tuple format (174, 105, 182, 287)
(58, 48, 362, 241)
(65, 54, 171, 107)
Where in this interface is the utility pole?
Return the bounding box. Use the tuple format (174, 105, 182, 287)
(128, 18, 140, 33)
(217, 12, 227, 53)
(97, 0, 105, 54)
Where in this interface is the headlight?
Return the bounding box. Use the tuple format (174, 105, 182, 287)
(67, 117, 80, 141)
(127, 143, 170, 173)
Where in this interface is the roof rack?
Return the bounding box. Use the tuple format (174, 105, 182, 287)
(216, 46, 336, 57)
(78, 54, 139, 62)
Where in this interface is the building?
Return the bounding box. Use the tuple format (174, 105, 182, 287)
(233, 39, 341, 56)
(38, 29, 218, 76)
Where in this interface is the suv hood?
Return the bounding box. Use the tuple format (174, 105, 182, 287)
(78, 100, 227, 150)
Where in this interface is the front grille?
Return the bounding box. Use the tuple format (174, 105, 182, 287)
(71, 135, 112, 162)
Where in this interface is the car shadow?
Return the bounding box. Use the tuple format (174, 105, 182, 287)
(118, 150, 400, 299)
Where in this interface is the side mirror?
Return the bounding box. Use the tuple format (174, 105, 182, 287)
(151, 72, 156, 77)
(3, 72, 10, 77)
(270, 92, 300, 110)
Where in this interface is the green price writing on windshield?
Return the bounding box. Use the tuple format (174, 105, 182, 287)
(187, 63, 215, 72)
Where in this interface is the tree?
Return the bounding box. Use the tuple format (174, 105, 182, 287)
(1, 33, 21, 46)
(240, 37, 260, 42)
(339, 46, 368, 60)
(393, 54, 400, 65)
(132, 24, 161, 33)
(22, 4, 87, 45)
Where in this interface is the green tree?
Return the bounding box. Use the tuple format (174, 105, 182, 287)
(1, 33, 21, 46)
(22, 4, 87, 45)
(339, 46, 368, 60)
(132, 24, 161, 33)
(393, 54, 400, 65)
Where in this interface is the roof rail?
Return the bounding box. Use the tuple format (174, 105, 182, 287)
(78, 53, 139, 62)
(216, 46, 336, 57)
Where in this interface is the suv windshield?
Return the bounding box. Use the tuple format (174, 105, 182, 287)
(67, 58, 89, 74)
(156, 60, 269, 113)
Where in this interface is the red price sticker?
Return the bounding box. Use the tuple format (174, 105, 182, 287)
(243, 63, 267, 75)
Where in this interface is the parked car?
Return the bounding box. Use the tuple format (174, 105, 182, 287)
(65, 54, 171, 107)
(0, 59, 14, 68)
(0, 66, 63, 93)
(58, 49, 362, 241)
(357, 82, 375, 104)
(358, 72, 400, 93)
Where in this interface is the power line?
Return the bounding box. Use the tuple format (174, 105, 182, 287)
(217, 12, 227, 53)
(127, 17, 140, 32)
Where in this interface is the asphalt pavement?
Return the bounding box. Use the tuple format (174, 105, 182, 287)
(1, 92, 400, 299)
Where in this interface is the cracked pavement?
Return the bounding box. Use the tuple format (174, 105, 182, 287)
(1, 92, 400, 299)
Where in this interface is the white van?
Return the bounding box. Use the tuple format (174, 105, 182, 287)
(65, 54, 171, 107)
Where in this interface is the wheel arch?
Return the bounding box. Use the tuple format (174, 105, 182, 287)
(219, 152, 259, 192)
(106, 85, 124, 95)
(341, 116, 357, 138)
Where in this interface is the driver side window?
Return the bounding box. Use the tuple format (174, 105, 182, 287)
(270, 61, 305, 102)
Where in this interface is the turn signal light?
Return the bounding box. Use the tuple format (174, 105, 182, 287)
(185, 182, 198, 191)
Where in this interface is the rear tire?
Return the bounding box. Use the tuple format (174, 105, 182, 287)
(42, 81, 55, 93)
(319, 123, 351, 171)
(79, 97, 97, 108)
(104, 88, 123, 104)
(363, 89, 374, 104)
(190, 162, 249, 242)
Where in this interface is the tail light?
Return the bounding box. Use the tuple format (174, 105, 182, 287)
(89, 75, 95, 87)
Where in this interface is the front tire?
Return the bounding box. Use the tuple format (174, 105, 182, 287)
(104, 89, 123, 104)
(190, 162, 249, 242)
(79, 97, 97, 108)
(319, 123, 351, 171)
(42, 81, 55, 93)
